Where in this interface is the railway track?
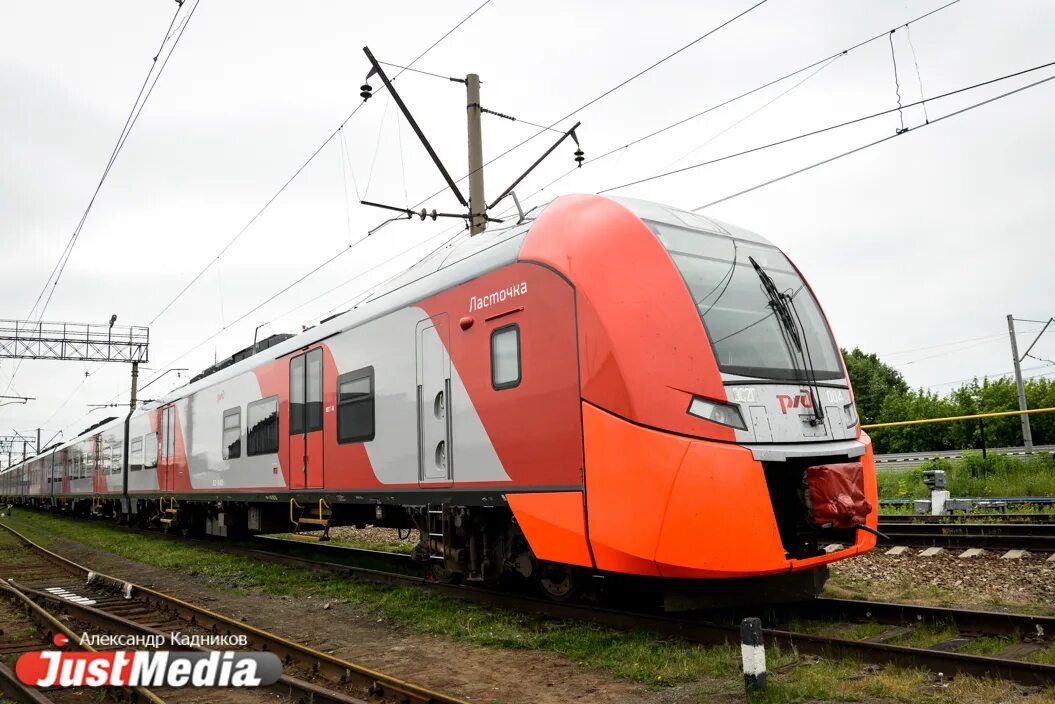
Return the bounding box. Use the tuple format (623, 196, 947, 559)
(0, 522, 468, 704)
(9, 514, 1055, 689)
(876, 519, 1055, 551)
(245, 537, 1055, 686)
(879, 513, 1055, 524)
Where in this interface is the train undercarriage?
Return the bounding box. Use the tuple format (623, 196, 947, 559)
(5, 491, 832, 610)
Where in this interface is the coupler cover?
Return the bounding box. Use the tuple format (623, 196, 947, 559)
(805, 462, 871, 529)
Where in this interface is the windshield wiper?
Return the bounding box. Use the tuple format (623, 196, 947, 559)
(748, 256, 825, 425)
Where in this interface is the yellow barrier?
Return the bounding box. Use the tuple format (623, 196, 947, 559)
(861, 406, 1055, 430)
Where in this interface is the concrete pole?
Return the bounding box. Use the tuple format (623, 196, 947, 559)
(36, 428, 40, 455)
(466, 74, 486, 236)
(129, 360, 139, 411)
(1007, 314, 1034, 454)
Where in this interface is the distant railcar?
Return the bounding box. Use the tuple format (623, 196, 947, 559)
(0, 195, 877, 607)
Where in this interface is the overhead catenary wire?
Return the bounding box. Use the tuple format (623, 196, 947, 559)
(24, 1, 191, 324)
(905, 23, 931, 124)
(690, 69, 1055, 211)
(14, 1, 501, 436)
(131, 1, 498, 396)
(880, 328, 1043, 357)
(649, 55, 841, 177)
(925, 364, 1055, 389)
(597, 59, 1055, 195)
(147, 0, 497, 327)
(393, 0, 773, 220)
(508, 0, 966, 209)
(889, 30, 907, 133)
(1, 0, 200, 400)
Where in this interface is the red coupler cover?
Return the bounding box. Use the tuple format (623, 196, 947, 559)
(806, 462, 871, 529)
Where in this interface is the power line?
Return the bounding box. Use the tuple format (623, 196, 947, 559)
(880, 328, 1043, 357)
(18, 3, 499, 434)
(649, 55, 841, 177)
(147, 0, 496, 327)
(505, 0, 966, 210)
(599, 59, 1055, 195)
(925, 364, 1055, 389)
(1, 1, 200, 400)
(395, 0, 773, 219)
(132, 2, 499, 395)
(32, 0, 201, 323)
(691, 69, 1055, 211)
(902, 336, 1012, 365)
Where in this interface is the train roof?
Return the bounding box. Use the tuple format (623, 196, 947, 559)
(147, 195, 776, 405)
(0, 194, 777, 465)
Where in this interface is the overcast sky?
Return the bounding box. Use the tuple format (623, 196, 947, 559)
(2, 0, 1053, 450)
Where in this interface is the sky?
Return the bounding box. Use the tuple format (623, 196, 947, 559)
(1, 0, 1053, 452)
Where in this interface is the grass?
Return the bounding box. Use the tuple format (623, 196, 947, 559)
(3, 511, 1054, 702)
(878, 452, 1055, 500)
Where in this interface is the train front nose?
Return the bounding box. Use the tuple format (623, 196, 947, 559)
(582, 402, 877, 579)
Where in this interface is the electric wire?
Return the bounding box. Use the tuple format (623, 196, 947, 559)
(147, 0, 496, 327)
(905, 23, 931, 123)
(598, 59, 1055, 195)
(132, 2, 499, 396)
(691, 68, 1055, 210)
(1, 0, 200, 400)
(889, 30, 906, 133)
(507, 0, 965, 210)
(23, 2, 186, 324)
(926, 364, 1055, 389)
(649, 55, 840, 178)
(37, 0, 202, 322)
(881, 329, 1041, 357)
(377, 62, 458, 83)
(396, 0, 773, 218)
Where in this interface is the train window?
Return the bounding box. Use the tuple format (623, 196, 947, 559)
(144, 433, 158, 469)
(305, 349, 323, 433)
(289, 355, 305, 435)
(130, 437, 144, 472)
(290, 349, 323, 435)
(490, 325, 521, 389)
(337, 367, 374, 444)
(247, 396, 279, 456)
(222, 407, 241, 460)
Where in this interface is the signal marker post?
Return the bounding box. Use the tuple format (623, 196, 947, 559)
(740, 617, 767, 693)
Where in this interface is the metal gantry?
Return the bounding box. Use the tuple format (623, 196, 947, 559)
(0, 320, 148, 363)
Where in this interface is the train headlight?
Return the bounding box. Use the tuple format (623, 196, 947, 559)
(843, 402, 858, 428)
(688, 397, 747, 430)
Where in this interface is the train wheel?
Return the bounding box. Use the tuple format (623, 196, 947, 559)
(539, 562, 577, 602)
(427, 563, 461, 584)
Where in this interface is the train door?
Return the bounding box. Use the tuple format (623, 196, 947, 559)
(159, 405, 176, 491)
(289, 348, 324, 489)
(416, 315, 453, 486)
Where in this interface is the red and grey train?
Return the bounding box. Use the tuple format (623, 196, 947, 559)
(0, 194, 877, 606)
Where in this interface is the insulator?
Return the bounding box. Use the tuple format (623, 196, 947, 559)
(574, 148, 585, 168)
(360, 83, 373, 101)
(429, 210, 438, 221)
(419, 208, 428, 221)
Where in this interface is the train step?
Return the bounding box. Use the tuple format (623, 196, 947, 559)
(290, 497, 331, 542)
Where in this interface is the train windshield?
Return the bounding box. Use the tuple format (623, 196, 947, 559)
(649, 221, 844, 382)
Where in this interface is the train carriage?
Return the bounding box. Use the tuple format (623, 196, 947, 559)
(0, 194, 877, 607)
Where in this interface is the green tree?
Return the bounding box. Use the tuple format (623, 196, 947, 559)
(841, 347, 909, 425)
